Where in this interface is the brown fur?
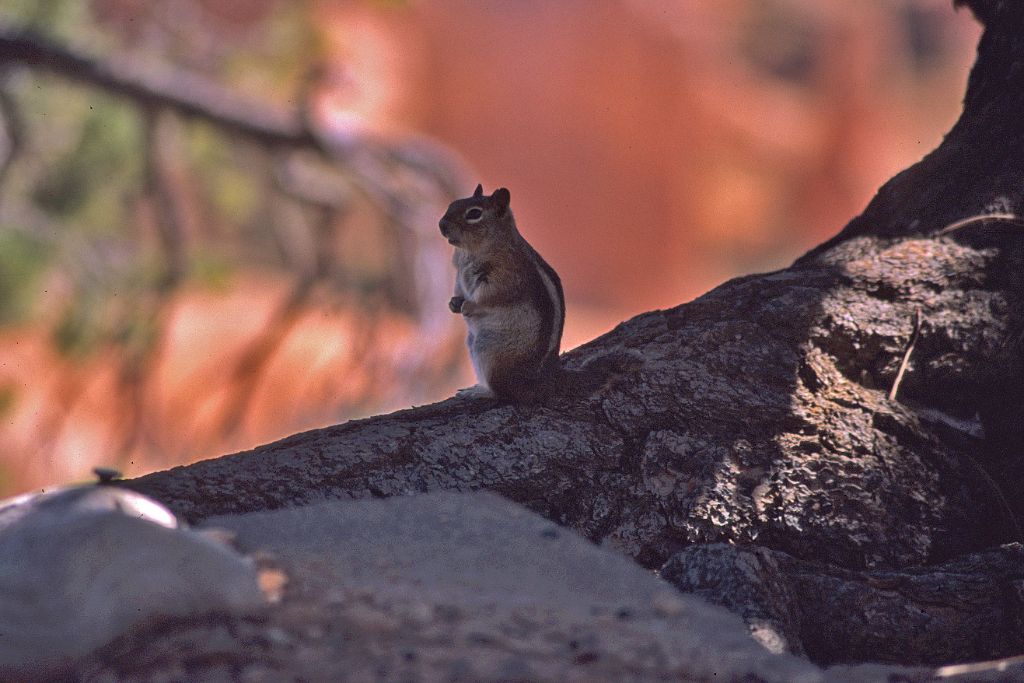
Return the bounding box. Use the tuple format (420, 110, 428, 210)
(439, 186, 565, 402)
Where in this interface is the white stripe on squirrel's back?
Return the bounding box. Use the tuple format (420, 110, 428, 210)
(532, 258, 562, 364)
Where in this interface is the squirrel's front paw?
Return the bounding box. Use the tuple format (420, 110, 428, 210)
(448, 296, 465, 313)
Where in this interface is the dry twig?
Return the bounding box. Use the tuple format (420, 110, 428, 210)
(888, 307, 921, 402)
(938, 212, 1024, 235)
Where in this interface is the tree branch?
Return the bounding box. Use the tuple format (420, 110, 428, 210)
(0, 24, 469, 198)
(0, 27, 312, 148)
(0, 71, 23, 189)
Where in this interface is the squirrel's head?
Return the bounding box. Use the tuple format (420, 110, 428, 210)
(439, 184, 514, 251)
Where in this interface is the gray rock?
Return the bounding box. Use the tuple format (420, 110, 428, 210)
(87, 492, 825, 682)
(0, 485, 264, 679)
(206, 491, 708, 615)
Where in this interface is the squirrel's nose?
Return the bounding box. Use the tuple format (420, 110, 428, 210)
(439, 219, 451, 236)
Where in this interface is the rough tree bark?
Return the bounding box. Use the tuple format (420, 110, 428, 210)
(122, 0, 1024, 667)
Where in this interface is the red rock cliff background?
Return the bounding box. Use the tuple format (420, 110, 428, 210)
(0, 0, 980, 494)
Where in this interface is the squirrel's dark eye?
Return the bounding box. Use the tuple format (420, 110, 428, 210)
(464, 207, 484, 223)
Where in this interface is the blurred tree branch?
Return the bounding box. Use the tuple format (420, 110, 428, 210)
(0, 72, 22, 187)
(0, 24, 467, 196)
(0, 26, 311, 148)
(0, 17, 471, 479)
(112, 109, 189, 458)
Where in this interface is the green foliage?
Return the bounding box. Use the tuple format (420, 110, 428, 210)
(0, 0, 91, 41)
(52, 292, 104, 360)
(111, 307, 159, 360)
(0, 383, 16, 419)
(0, 230, 51, 326)
(0, 0, 400, 366)
(185, 123, 262, 230)
(31, 99, 142, 233)
(222, 2, 327, 102)
(190, 252, 235, 292)
(51, 257, 176, 361)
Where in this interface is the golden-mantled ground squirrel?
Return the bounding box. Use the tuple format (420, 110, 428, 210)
(439, 184, 565, 402)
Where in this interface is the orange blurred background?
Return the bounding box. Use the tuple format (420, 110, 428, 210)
(0, 0, 981, 494)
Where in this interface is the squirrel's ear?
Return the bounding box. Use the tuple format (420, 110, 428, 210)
(492, 187, 511, 215)
(473, 184, 484, 198)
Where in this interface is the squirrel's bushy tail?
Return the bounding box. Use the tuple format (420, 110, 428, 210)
(543, 349, 644, 403)
(487, 349, 643, 405)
